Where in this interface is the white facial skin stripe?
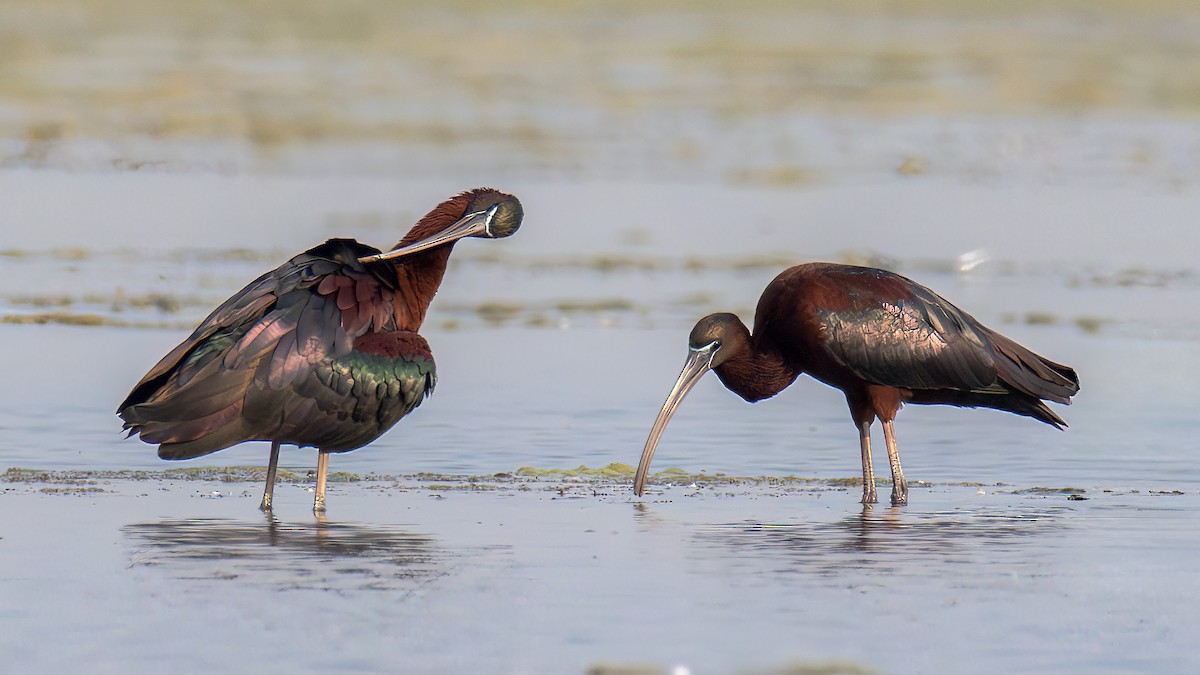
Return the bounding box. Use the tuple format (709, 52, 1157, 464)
(483, 204, 500, 236)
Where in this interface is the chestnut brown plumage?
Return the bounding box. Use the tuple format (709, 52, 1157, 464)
(118, 188, 522, 513)
(635, 263, 1079, 505)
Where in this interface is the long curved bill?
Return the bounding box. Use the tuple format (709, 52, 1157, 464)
(358, 205, 499, 264)
(633, 342, 718, 497)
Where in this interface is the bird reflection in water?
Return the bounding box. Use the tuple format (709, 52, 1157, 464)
(690, 506, 1063, 578)
(123, 517, 442, 592)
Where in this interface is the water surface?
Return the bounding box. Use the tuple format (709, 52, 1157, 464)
(3, 475, 1197, 673)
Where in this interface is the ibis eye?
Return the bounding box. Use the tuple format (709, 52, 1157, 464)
(690, 340, 720, 366)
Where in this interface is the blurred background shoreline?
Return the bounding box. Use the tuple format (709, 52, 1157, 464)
(3, 0, 1200, 182)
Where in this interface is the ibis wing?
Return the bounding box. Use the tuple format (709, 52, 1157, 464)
(118, 239, 395, 419)
(815, 282, 1004, 394)
(118, 270, 281, 412)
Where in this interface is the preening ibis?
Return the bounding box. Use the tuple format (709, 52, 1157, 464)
(634, 263, 1080, 505)
(118, 188, 522, 512)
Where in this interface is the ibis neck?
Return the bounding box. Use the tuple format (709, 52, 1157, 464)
(386, 244, 455, 331)
(712, 336, 801, 403)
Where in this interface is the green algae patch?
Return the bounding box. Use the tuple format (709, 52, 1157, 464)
(1012, 486, 1087, 495)
(0, 313, 190, 330)
(727, 165, 824, 187)
(2, 466, 310, 484)
(555, 299, 635, 313)
(4, 468, 111, 485)
(812, 476, 867, 487)
(2, 312, 107, 326)
(39, 486, 106, 495)
(593, 462, 636, 477)
(162, 466, 308, 483)
(645, 473, 835, 492)
(1074, 316, 1110, 335)
(897, 155, 928, 176)
(516, 463, 637, 478)
(515, 466, 577, 477)
(474, 301, 523, 323)
(512, 465, 901, 493)
(424, 482, 502, 492)
(1024, 311, 1061, 326)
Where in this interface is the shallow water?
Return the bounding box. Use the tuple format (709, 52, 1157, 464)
(3, 474, 1198, 673)
(1, 172, 1197, 488)
(2, 171, 1199, 672)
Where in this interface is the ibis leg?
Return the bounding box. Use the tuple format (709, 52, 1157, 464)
(858, 421, 877, 504)
(259, 441, 281, 512)
(882, 420, 908, 506)
(313, 450, 330, 513)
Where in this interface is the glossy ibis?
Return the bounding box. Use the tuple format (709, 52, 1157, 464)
(634, 263, 1079, 505)
(118, 188, 522, 512)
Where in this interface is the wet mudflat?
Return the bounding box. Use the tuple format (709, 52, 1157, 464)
(2, 471, 1197, 673)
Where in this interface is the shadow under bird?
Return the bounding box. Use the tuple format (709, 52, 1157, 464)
(118, 188, 522, 512)
(634, 263, 1080, 505)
